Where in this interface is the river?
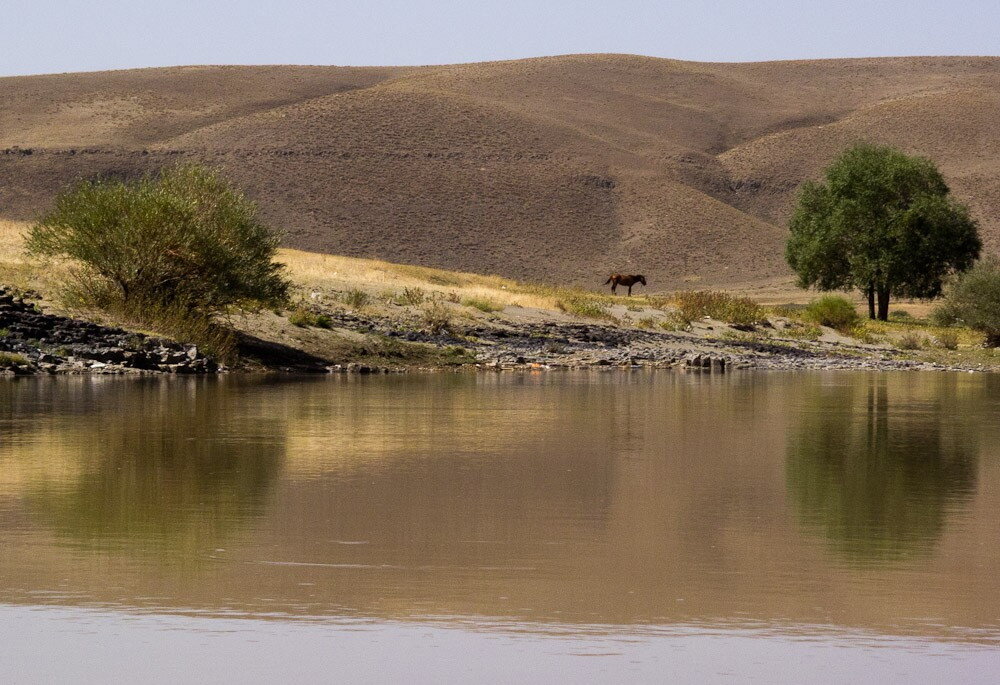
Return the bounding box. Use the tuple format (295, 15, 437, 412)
(1, 372, 998, 682)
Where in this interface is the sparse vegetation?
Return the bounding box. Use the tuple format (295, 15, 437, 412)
(462, 297, 502, 313)
(658, 314, 689, 332)
(934, 330, 960, 350)
(421, 302, 453, 334)
(672, 290, 765, 327)
(895, 331, 925, 350)
(289, 307, 332, 329)
(782, 322, 823, 341)
(802, 295, 859, 330)
(341, 288, 371, 310)
(635, 317, 655, 329)
(556, 296, 611, 320)
(396, 287, 426, 306)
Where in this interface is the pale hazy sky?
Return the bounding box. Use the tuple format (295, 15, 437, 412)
(3, 0, 999, 77)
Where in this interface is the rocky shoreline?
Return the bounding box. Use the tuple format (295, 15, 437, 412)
(316, 308, 983, 374)
(0, 285, 986, 376)
(0, 287, 217, 375)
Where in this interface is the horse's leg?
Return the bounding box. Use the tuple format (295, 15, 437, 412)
(611, 282, 617, 295)
(627, 284, 632, 296)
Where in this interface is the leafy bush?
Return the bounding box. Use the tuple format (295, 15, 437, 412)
(672, 290, 765, 326)
(289, 307, 332, 329)
(934, 259, 1000, 345)
(462, 297, 502, 313)
(27, 164, 289, 315)
(803, 295, 859, 330)
(928, 301, 960, 327)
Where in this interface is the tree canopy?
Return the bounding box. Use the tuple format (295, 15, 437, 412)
(786, 144, 981, 320)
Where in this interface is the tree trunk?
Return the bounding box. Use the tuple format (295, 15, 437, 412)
(877, 287, 890, 321)
(867, 284, 876, 320)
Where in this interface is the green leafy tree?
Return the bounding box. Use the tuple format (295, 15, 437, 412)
(26, 164, 289, 315)
(786, 144, 980, 320)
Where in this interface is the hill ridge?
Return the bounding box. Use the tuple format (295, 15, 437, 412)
(2, 54, 999, 289)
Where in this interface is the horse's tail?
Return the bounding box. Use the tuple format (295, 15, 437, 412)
(603, 275, 613, 285)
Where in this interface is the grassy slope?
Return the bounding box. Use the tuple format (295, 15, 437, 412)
(3, 55, 1000, 290)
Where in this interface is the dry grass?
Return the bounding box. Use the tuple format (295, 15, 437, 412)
(0, 351, 29, 366)
(276, 248, 659, 319)
(0, 220, 52, 292)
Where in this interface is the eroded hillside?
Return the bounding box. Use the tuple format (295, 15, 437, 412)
(2, 54, 999, 289)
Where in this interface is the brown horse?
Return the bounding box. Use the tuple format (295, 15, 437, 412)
(604, 273, 647, 296)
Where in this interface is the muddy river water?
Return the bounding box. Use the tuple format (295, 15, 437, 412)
(1, 372, 998, 682)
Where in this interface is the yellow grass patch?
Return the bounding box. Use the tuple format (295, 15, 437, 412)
(278, 248, 566, 312)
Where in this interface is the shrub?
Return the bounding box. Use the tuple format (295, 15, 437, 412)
(341, 289, 370, 310)
(934, 330, 959, 350)
(289, 307, 332, 329)
(803, 295, 859, 330)
(672, 290, 764, 327)
(936, 259, 1000, 346)
(421, 302, 453, 334)
(658, 313, 689, 332)
(895, 331, 925, 350)
(462, 297, 502, 313)
(888, 310, 914, 321)
(928, 301, 960, 327)
(635, 316, 655, 329)
(399, 287, 426, 306)
(26, 164, 289, 315)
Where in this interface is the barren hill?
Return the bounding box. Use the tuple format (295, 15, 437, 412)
(2, 54, 999, 290)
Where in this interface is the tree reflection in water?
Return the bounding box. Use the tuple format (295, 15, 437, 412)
(17, 378, 284, 560)
(786, 376, 977, 565)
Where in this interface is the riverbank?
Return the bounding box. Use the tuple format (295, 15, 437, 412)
(2, 220, 997, 375)
(0, 281, 989, 376)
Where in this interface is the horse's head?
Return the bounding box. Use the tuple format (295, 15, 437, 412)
(637, 275, 647, 286)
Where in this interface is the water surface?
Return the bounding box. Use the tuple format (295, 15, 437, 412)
(1, 372, 999, 682)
